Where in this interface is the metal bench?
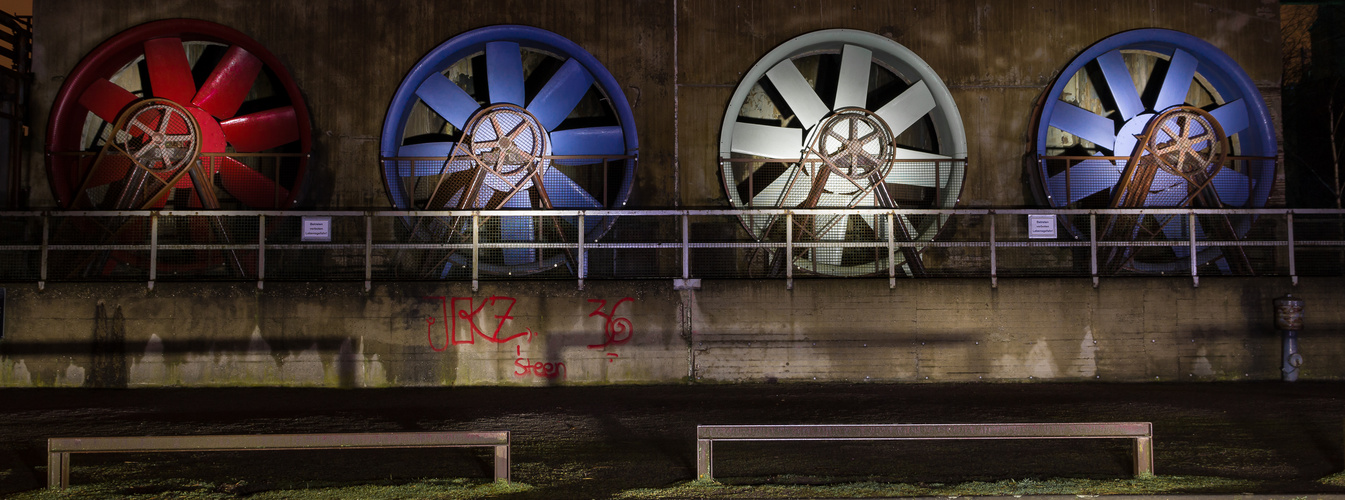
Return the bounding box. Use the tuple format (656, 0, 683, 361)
(47, 431, 510, 490)
(696, 423, 1153, 481)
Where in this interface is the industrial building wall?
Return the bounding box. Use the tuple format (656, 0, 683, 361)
(2, 0, 1332, 388)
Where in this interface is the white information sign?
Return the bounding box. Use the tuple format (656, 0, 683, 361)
(1028, 214, 1057, 239)
(301, 216, 332, 242)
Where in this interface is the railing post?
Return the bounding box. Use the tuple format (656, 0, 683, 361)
(1090, 212, 1098, 288)
(887, 211, 896, 289)
(785, 211, 793, 290)
(1189, 211, 1198, 288)
(472, 212, 479, 292)
(682, 213, 690, 281)
(148, 213, 158, 290)
(1286, 211, 1297, 286)
(364, 213, 373, 292)
(989, 212, 997, 288)
(257, 214, 265, 290)
(39, 213, 48, 290)
(577, 212, 586, 290)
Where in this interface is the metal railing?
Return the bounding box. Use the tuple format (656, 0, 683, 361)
(0, 208, 1342, 290)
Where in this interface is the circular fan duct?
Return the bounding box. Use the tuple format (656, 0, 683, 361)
(43, 19, 310, 277)
(380, 25, 637, 276)
(719, 29, 967, 277)
(1031, 29, 1276, 273)
(46, 19, 311, 211)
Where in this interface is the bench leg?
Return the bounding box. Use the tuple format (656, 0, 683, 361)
(47, 451, 68, 490)
(1133, 436, 1154, 476)
(494, 445, 510, 483)
(696, 439, 712, 481)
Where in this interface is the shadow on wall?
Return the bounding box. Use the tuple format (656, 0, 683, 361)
(0, 301, 385, 388)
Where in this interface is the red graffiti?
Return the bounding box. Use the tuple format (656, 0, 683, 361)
(424, 296, 535, 349)
(606, 353, 619, 362)
(515, 358, 566, 378)
(587, 297, 634, 349)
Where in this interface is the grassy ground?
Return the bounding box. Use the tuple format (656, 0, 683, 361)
(0, 382, 1342, 499)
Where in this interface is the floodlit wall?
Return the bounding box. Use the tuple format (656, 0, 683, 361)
(2, 0, 1333, 387)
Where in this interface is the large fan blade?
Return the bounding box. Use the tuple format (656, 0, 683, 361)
(1097, 50, 1144, 121)
(80, 79, 138, 123)
(143, 38, 196, 103)
(219, 157, 290, 208)
(219, 106, 299, 152)
(1047, 158, 1121, 204)
(765, 58, 829, 130)
(1210, 168, 1254, 207)
(83, 156, 133, 188)
(551, 126, 625, 157)
(1048, 102, 1117, 151)
(1209, 99, 1249, 136)
(416, 72, 479, 130)
(527, 58, 594, 131)
(1161, 215, 1208, 260)
(396, 142, 466, 176)
(541, 167, 602, 209)
(1144, 170, 1189, 207)
(486, 41, 525, 106)
(874, 80, 935, 137)
(833, 44, 872, 110)
(1154, 48, 1198, 111)
(541, 167, 603, 231)
(192, 45, 262, 120)
(886, 150, 954, 188)
(811, 193, 851, 267)
(731, 122, 804, 159)
(500, 193, 535, 266)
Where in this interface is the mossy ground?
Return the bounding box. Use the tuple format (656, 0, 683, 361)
(1, 383, 1343, 499)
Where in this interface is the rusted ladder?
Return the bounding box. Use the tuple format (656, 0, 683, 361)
(696, 422, 1153, 481)
(48, 431, 510, 489)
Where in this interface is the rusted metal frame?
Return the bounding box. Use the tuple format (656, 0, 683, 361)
(48, 431, 511, 490)
(696, 423, 1153, 481)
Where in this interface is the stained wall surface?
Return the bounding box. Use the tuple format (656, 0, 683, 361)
(2, 0, 1326, 388)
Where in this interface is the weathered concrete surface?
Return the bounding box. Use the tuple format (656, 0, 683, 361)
(1, 277, 1341, 387)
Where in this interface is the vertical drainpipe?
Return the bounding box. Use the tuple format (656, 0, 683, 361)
(1273, 294, 1304, 381)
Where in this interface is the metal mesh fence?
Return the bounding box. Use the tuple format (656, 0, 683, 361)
(1293, 213, 1345, 276)
(0, 209, 1340, 285)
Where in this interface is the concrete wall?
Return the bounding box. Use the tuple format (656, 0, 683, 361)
(3, 1, 1326, 388)
(1, 277, 1342, 387)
